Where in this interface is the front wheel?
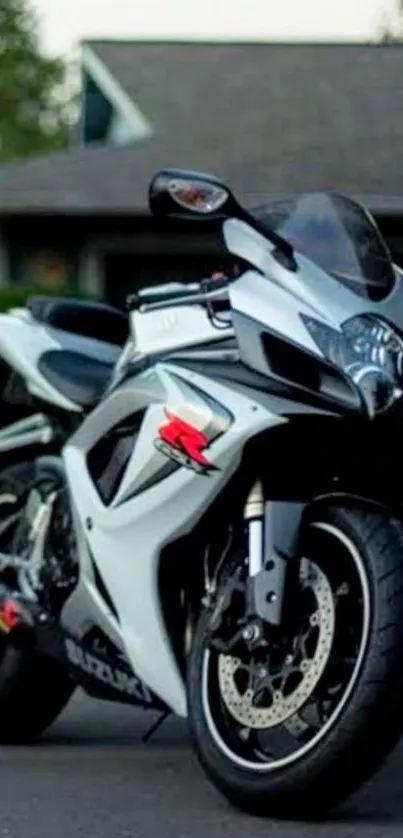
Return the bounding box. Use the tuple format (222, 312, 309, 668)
(187, 504, 403, 818)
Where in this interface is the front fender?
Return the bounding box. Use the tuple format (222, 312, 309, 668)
(270, 493, 395, 564)
(302, 492, 393, 523)
(266, 500, 306, 560)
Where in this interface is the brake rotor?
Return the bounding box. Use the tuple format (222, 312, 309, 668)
(217, 559, 335, 729)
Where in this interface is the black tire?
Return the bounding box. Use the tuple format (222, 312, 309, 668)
(187, 504, 403, 819)
(0, 461, 75, 743)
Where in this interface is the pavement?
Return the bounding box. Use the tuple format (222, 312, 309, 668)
(0, 690, 402, 838)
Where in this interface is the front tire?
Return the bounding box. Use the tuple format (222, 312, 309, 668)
(187, 504, 403, 818)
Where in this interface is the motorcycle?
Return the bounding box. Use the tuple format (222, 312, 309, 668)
(0, 294, 128, 463)
(0, 169, 403, 819)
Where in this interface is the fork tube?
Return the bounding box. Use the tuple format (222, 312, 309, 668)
(244, 480, 265, 577)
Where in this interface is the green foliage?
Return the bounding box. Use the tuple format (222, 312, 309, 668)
(378, 1, 403, 41)
(0, 284, 98, 311)
(0, 0, 75, 162)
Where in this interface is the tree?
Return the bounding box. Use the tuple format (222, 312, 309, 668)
(0, 0, 74, 163)
(378, 0, 403, 41)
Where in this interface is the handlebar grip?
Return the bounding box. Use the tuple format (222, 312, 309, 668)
(126, 286, 200, 311)
(125, 277, 229, 312)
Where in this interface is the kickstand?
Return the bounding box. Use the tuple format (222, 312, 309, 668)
(142, 709, 171, 744)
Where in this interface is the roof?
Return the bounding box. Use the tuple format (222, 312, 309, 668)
(2, 41, 403, 214)
(0, 138, 401, 219)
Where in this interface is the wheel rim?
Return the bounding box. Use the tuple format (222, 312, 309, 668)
(201, 521, 371, 772)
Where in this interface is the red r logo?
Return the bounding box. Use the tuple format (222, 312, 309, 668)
(158, 410, 212, 469)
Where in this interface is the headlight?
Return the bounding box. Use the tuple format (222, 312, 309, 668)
(302, 314, 403, 416)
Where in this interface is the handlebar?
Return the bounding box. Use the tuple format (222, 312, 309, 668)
(126, 276, 230, 313)
(126, 285, 198, 310)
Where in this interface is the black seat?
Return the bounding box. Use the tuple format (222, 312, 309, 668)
(28, 296, 129, 347)
(38, 350, 115, 409)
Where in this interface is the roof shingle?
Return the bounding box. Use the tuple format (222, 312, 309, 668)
(1, 41, 403, 213)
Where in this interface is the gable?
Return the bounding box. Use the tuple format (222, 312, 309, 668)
(78, 44, 153, 147)
(83, 72, 113, 143)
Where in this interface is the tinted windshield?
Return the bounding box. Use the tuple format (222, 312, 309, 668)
(255, 192, 395, 302)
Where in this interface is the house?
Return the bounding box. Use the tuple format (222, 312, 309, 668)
(0, 40, 403, 306)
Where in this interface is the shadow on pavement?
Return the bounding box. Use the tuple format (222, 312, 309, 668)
(28, 690, 403, 827)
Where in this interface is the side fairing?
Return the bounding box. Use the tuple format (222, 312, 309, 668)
(60, 362, 285, 715)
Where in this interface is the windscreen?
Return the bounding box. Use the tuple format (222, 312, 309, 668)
(255, 192, 395, 302)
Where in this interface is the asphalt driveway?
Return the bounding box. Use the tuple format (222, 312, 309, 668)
(0, 690, 401, 838)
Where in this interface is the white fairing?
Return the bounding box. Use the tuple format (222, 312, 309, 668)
(130, 302, 233, 357)
(223, 218, 403, 337)
(0, 310, 121, 411)
(61, 363, 285, 715)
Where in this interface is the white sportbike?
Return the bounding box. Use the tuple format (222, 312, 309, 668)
(0, 169, 403, 819)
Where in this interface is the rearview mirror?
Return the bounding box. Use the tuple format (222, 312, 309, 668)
(148, 167, 297, 271)
(148, 169, 239, 219)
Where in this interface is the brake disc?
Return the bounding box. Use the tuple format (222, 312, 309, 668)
(217, 559, 335, 729)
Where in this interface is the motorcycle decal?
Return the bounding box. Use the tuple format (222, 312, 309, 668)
(155, 409, 216, 473)
(154, 374, 234, 475)
(64, 636, 154, 704)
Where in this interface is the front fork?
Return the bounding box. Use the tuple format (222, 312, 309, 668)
(244, 480, 303, 627)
